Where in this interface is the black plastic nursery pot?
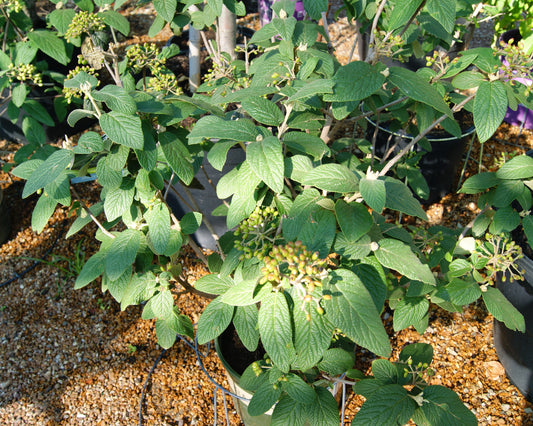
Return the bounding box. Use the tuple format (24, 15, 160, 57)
(493, 253, 533, 401)
(366, 116, 474, 203)
(165, 147, 246, 250)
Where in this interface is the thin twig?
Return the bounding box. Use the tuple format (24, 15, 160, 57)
(70, 186, 116, 239)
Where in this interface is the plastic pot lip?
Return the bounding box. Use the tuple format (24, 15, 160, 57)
(364, 114, 475, 142)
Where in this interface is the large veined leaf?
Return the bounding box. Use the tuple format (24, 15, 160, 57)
(22, 149, 73, 198)
(98, 10, 130, 36)
(388, 67, 453, 118)
(324, 62, 385, 102)
(31, 192, 58, 233)
(248, 380, 282, 416)
(196, 296, 234, 344)
(352, 384, 417, 425)
(75, 250, 107, 289)
(302, 0, 328, 20)
(388, 0, 424, 31)
(145, 202, 171, 254)
(153, 0, 177, 22)
(188, 115, 258, 144)
(360, 177, 386, 212)
(412, 385, 478, 425)
(27, 30, 69, 65)
(271, 395, 307, 426)
(324, 269, 391, 357)
(375, 239, 436, 285)
(335, 199, 373, 241)
(92, 85, 137, 114)
(233, 305, 260, 352)
(482, 286, 525, 332)
(103, 178, 135, 221)
(105, 229, 142, 281)
(302, 164, 358, 193)
(258, 292, 295, 372)
(100, 112, 144, 149)
(496, 155, 533, 180)
(241, 97, 284, 126)
(247, 136, 284, 193)
(159, 131, 194, 185)
(474, 81, 508, 143)
(306, 387, 339, 425)
(384, 179, 427, 220)
(48, 9, 76, 34)
(426, 0, 455, 33)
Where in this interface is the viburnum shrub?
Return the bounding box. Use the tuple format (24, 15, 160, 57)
(8, 0, 533, 424)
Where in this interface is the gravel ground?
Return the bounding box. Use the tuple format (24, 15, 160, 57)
(2, 2, 533, 425)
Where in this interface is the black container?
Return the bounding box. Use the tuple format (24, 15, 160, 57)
(494, 254, 533, 401)
(0, 188, 11, 245)
(165, 147, 246, 250)
(366, 117, 474, 203)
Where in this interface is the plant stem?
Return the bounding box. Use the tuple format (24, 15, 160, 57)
(379, 93, 475, 177)
(70, 186, 115, 239)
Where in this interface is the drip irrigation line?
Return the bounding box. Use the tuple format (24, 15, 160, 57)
(138, 348, 168, 426)
(0, 220, 67, 289)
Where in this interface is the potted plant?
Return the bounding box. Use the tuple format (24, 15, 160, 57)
(458, 153, 533, 400)
(7, 0, 533, 423)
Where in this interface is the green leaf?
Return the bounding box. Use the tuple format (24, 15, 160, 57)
(384, 179, 427, 220)
(293, 295, 332, 371)
(12, 84, 28, 107)
(452, 71, 485, 90)
(221, 279, 259, 306)
(248, 380, 282, 416)
(23, 149, 73, 198)
(496, 155, 533, 180)
(324, 269, 391, 357)
(67, 202, 104, 239)
(458, 172, 498, 193)
(77, 131, 104, 152)
(92, 85, 137, 114)
(121, 273, 158, 309)
(188, 115, 258, 144)
(388, 0, 424, 30)
(444, 279, 482, 306)
(360, 177, 386, 212)
(31, 192, 57, 233)
(242, 98, 284, 126)
(307, 387, 339, 425)
(474, 81, 508, 143)
(22, 116, 46, 146)
(48, 9, 76, 34)
(153, 0, 177, 22)
(100, 112, 144, 149)
(103, 266, 131, 303)
(159, 131, 195, 185)
(272, 395, 307, 426)
(288, 79, 334, 102)
(352, 384, 417, 425)
(388, 67, 453, 118)
(413, 385, 478, 425)
(335, 200, 373, 241)
(426, 0, 455, 33)
(318, 348, 355, 376)
(197, 296, 234, 344)
(376, 239, 435, 285)
(155, 317, 177, 349)
(233, 305, 260, 352)
(324, 62, 385, 102)
(75, 250, 106, 289)
(145, 202, 171, 254)
(283, 373, 317, 405)
(302, 0, 328, 20)
(22, 100, 55, 126)
(247, 136, 284, 193)
(103, 179, 135, 221)
(64, 72, 99, 90)
(27, 30, 69, 65)
(393, 296, 430, 331)
(283, 132, 330, 160)
(105, 229, 142, 281)
(98, 10, 130, 35)
(96, 156, 122, 189)
(303, 164, 358, 193)
(180, 211, 202, 234)
(150, 289, 174, 319)
(482, 286, 525, 332)
(258, 292, 295, 372)
(194, 274, 233, 295)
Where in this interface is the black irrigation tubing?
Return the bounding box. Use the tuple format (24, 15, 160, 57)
(138, 348, 168, 426)
(0, 219, 67, 289)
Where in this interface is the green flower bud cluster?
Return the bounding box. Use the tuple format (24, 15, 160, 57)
(477, 233, 524, 284)
(7, 63, 42, 86)
(126, 43, 165, 74)
(259, 240, 328, 294)
(62, 65, 98, 103)
(0, 0, 23, 13)
(65, 11, 105, 40)
(401, 358, 434, 384)
(234, 206, 281, 260)
(498, 41, 533, 96)
(147, 72, 182, 95)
